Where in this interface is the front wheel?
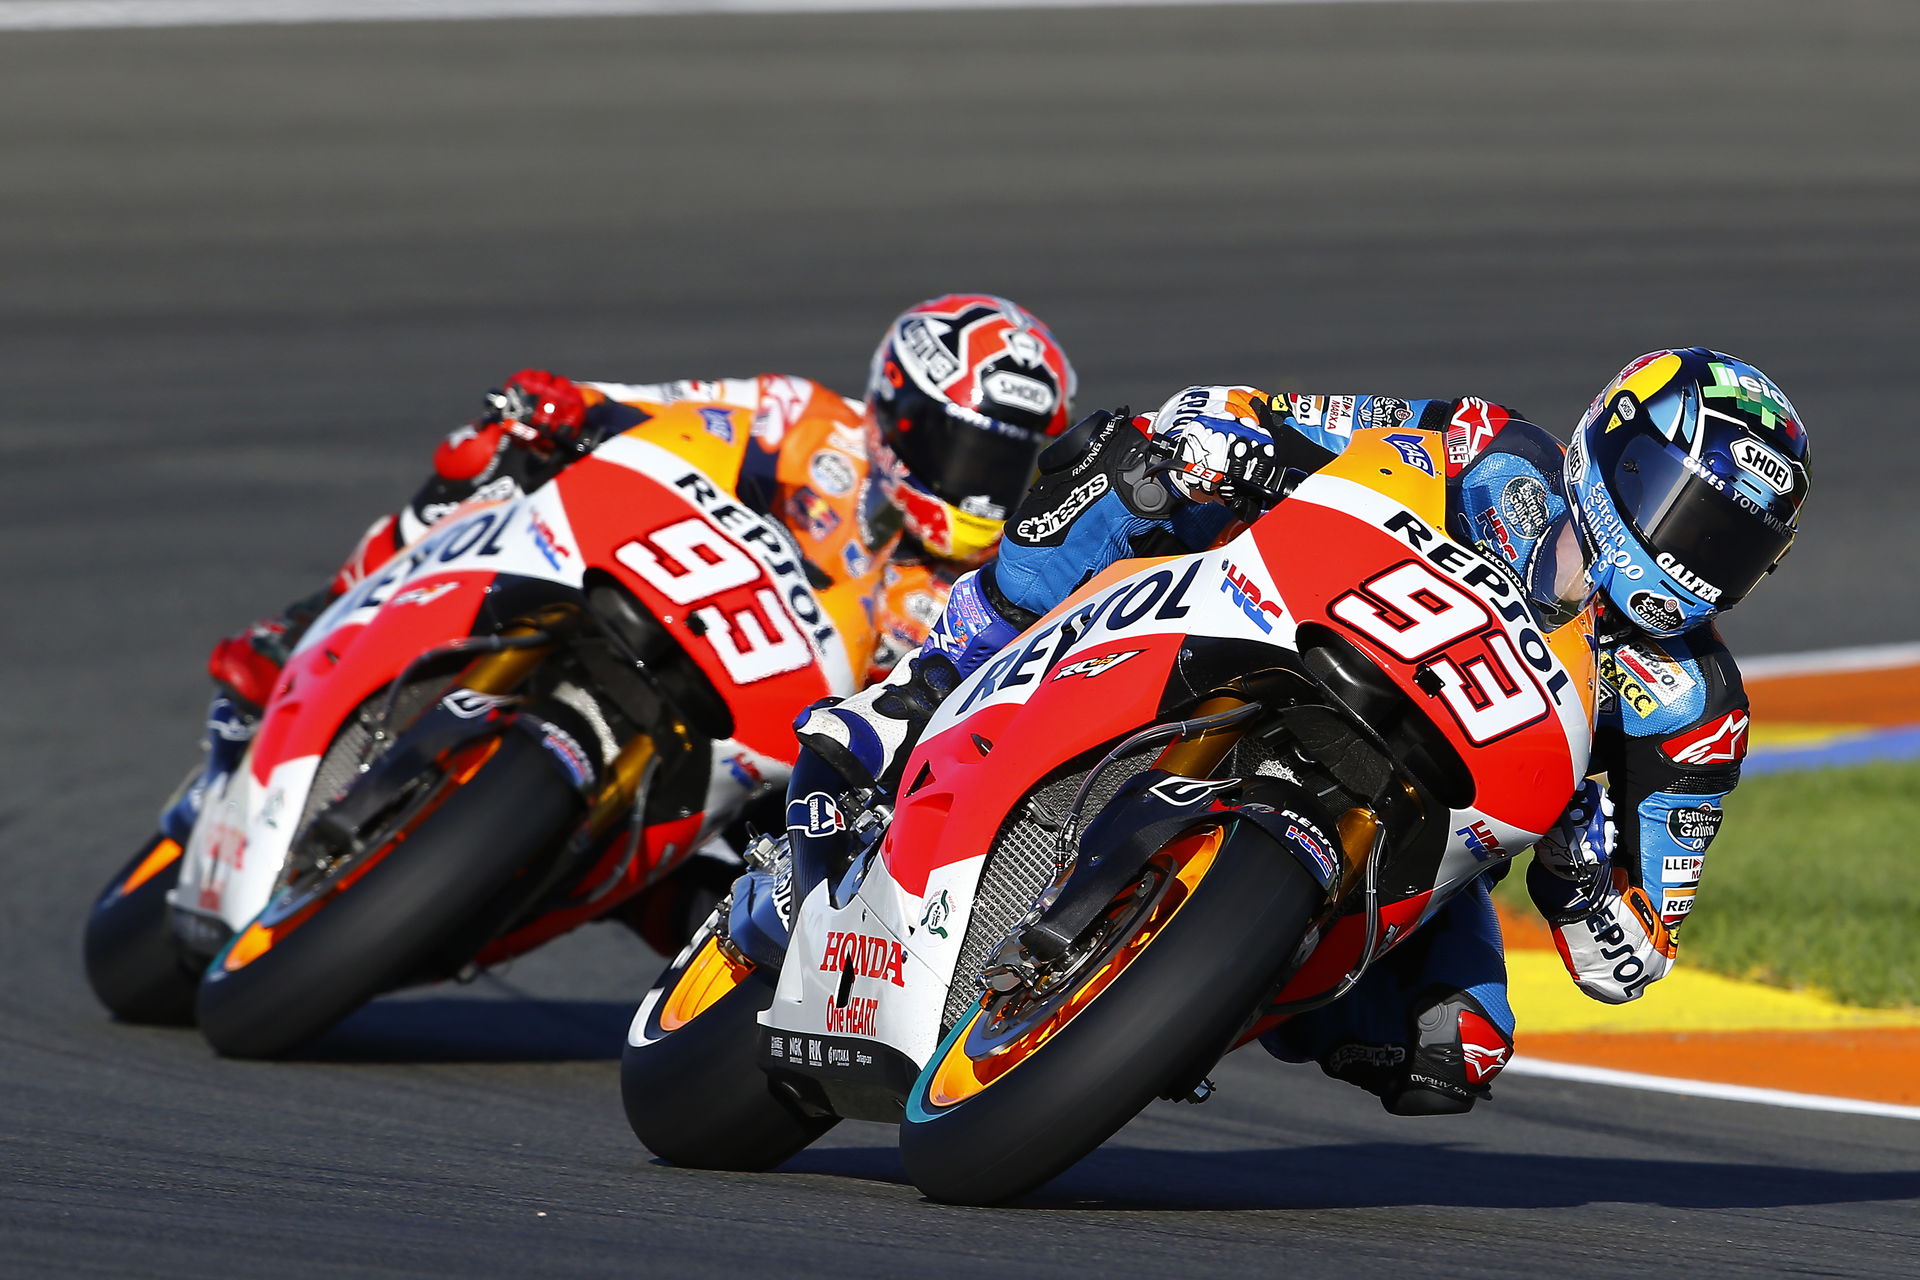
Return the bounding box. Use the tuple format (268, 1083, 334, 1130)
(622, 915, 838, 1170)
(196, 732, 580, 1059)
(900, 821, 1324, 1205)
(83, 834, 202, 1026)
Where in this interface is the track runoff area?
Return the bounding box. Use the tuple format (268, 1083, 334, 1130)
(0, 0, 1611, 33)
(1502, 640, 1920, 1121)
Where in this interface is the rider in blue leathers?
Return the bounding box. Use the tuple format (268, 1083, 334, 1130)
(784, 350, 1812, 1115)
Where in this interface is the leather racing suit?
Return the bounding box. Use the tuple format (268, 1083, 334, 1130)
(789, 386, 1749, 1115)
(169, 375, 960, 933)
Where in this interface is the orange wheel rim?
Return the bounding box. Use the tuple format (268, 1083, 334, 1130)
(658, 934, 755, 1032)
(923, 825, 1224, 1110)
(118, 837, 183, 897)
(221, 736, 504, 973)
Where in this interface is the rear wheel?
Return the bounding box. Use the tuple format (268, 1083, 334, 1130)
(622, 916, 838, 1170)
(195, 732, 580, 1059)
(900, 822, 1323, 1205)
(83, 833, 202, 1026)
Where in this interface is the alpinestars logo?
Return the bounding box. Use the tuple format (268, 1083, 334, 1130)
(1015, 473, 1108, 542)
(1457, 1009, 1511, 1084)
(1662, 710, 1750, 766)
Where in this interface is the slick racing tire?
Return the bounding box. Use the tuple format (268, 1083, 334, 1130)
(196, 732, 579, 1059)
(622, 921, 838, 1171)
(900, 821, 1322, 1206)
(83, 833, 203, 1026)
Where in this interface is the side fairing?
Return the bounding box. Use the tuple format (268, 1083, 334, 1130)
(573, 436, 852, 761)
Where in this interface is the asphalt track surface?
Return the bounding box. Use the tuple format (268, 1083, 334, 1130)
(4, 3, 1918, 1276)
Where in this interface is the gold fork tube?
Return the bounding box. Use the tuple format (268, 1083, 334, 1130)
(1156, 696, 1254, 777)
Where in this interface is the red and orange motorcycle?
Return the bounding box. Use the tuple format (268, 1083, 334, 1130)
(84, 408, 872, 1058)
(622, 426, 1599, 1204)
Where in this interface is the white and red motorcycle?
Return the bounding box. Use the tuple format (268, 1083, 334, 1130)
(622, 426, 1598, 1204)
(85, 407, 875, 1058)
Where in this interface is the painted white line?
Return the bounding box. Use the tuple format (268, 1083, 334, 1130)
(0, 0, 1609, 34)
(1508, 1056, 1920, 1121)
(1742, 639, 1920, 680)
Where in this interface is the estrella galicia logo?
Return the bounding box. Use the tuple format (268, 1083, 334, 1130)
(787, 791, 845, 838)
(1665, 803, 1723, 852)
(1628, 590, 1685, 633)
(1382, 432, 1436, 477)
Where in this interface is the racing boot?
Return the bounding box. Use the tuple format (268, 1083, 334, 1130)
(1379, 987, 1515, 1116)
(158, 692, 256, 843)
(791, 646, 963, 798)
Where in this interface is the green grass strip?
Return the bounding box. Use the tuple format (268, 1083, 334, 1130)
(1493, 759, 1920, 1010)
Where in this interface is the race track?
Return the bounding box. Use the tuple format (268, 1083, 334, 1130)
(4, 2, 1918, 1275)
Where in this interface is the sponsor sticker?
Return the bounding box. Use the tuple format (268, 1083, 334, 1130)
(1665, 803, 1723, 852)
(1014, 472, 1110, 543)
(1597, 650, 1658, 719)
(1614, 642, 1698, 708)
(1147, 776, 1237, 807)
(1662, 710, 1749, 766)
(1383, 431, 1436, 477)
(698, 406, 737, 443)
(1628, 590, 1686, 633)
(1662, 853, 1707, 882)
(820, 931, 906, 987)
(1656, 550, 1723, 603)
(1455, 819, 1505, 861)
(982, 370, 1055, 415)
(1366, 396, 1413, 428)
(920, 889, 952, 940)
(1051, 650, 1143, 680)
(1220, 558, 1285, 633)
(1730, 437, 1794, 494)
(808, 449, 857, 497)
(1501, 475, 1551, 539)
(789, 791, 845, 837)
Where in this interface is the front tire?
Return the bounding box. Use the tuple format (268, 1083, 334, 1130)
(622, 922, 838, 1170)
(196, 732, 580, 1059)
(900, 822, 1323, 1205)
(83, 834, 202, 1026)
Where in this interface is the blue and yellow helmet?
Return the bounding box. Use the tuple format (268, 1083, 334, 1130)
(1565, 348, 1811, 637)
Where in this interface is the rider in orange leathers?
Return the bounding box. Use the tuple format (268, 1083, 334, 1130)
(177, 295, 1078, 946)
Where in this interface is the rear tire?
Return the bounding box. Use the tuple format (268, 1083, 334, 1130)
(622, 928, 838, 1170)
(83, 834, 202, 1026)
(900, 822, 1323, 1205)
(196, 733, 580, 1059)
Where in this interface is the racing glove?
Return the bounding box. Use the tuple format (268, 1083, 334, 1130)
(1532, 779, 1615, 887)
(488, 368, 587, 453)
(1527, 858, 1676, 1004)
(1149, 386, 1284, 521)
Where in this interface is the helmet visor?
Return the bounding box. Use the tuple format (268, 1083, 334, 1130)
(876, 383, 1046, 520)
(1610, 435, 1793, 609)
(1526, 514, 1596, 630)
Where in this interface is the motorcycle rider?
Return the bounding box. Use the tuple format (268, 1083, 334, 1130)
(777, 349, 1811, 1116)
(166, 294, 1078, 946)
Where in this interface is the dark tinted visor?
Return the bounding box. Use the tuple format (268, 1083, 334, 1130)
(879, 382, 1046, 518)
(1611, 436, 1793, 609)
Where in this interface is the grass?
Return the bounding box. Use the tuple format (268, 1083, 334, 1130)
(1493, 759, 1920, 1009)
